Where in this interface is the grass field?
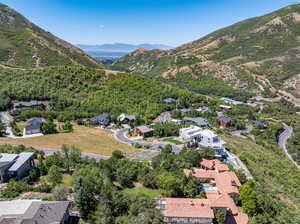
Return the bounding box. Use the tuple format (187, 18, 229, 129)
(62, 174, 74, 187)
(0, 125, 137, 156)
(123, 186, 161, 198)
(163, 138, 184, 145)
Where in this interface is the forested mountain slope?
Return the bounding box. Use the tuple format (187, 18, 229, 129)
(0, 66, 199, 122)
(0, 3, 101, 68)
(113, 3, 300, 100)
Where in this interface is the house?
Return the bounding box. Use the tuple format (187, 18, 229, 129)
(170, 119, 182, 125)
(180, 126, 226, 149)
(164, 98, 176, 104)
(89, 113, 110, 126)
(179, 108, 192, 113)
(250, 120, 267, 129)
(118, 113, 136, 124)
(183, 117, 209, 127)
(25, 117, 43, 135)
(198, 129, 226, 149)
(154, 112, 172, 123)
(221, 97, 244, 105)
(156, 198, 215, 224)
(196, 106, 209, 113)
(219, 105, 232, 110)
(176, 162, 248, 224)
(0, 152, 35, 183)
(200, 158, 221, 170)
(179, 126, 203, 142)
(0, 200, 70, 224)
(217, 117, 232, 127)
(133, 125, 154, 138)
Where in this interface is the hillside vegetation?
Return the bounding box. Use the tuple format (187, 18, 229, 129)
(0, 3, 101, 68)
(113, 3, 300, 99)
(0, 66, 200, 122)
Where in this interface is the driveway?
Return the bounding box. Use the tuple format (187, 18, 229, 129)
(0, 111, 43, 139)
(278, 124, 299, 168)
(114, 128, 183, 154)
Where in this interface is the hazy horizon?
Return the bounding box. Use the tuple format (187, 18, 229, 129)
(1, 0, 299, 46)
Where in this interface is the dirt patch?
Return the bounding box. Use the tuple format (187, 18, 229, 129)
(252, 17, 287, 33)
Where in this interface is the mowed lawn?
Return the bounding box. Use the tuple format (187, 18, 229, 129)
(0, 125, 137, 156)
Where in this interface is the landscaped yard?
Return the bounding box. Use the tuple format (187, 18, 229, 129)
(0, 125, 137, 156)
(123, 186, 161, 198)
(163, 137, 184, 145)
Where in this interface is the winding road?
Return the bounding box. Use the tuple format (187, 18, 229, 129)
(278, 124, 300, 168)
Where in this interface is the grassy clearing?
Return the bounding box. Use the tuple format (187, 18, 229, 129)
(163, 138, 184, 145)
(0, 125, 137, 156)
(62, 174, 74, 188)
(123, 186, 161, 198)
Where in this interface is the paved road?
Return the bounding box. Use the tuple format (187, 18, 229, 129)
(278, 124, 300, 168)
(0, 142, 110, 161)
(34, 147, 110, 160)
(114, 128, 183, 154)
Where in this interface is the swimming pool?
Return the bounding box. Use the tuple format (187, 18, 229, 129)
(202, 186, 217, 191)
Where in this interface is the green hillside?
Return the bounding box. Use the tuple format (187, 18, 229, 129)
(0, 3, 100, 68)
(0, 66, 200, 122)
(113, 3, 300, 101)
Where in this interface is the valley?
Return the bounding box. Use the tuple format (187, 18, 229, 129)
(0, 2, 300, 224)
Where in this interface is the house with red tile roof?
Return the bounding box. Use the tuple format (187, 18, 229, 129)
(157, 160, 248, 224)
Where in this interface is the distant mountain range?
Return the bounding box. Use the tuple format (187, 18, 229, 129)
(77, 43, 173, 59)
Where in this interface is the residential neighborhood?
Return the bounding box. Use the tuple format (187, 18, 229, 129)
(157, 159, 248, 224)
(0, 96, 284, 224)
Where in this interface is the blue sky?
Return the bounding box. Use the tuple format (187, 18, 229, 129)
(1, 0, 298, 46)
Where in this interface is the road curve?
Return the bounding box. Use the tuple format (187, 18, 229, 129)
(114, 128, 183, 154)
(278, 124, 300, 168)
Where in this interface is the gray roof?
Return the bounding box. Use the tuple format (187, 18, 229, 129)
(0, 200, 70, 224)
(250, 120, 267, 128)
(183, 117, 209, 126)
(26, 118, 43, 131)
(8, 152, 35, 172)
(90, 113, 110, 125)
(179, 108, 192, 113)
(196, 106, 209, 113)
(0, 154, 19, 163)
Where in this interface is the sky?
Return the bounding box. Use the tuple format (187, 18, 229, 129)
(0, 0, 299, 46)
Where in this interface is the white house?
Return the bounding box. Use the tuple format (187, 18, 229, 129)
(198, 129, 226, 149)
(221, 97, 243, 105)
(179, 126, 203, 142)
(180, 126, 226, 149)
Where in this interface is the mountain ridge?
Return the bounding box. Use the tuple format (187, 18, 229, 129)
(113, 3, 300, 103)
(0, 3, 101, 68)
